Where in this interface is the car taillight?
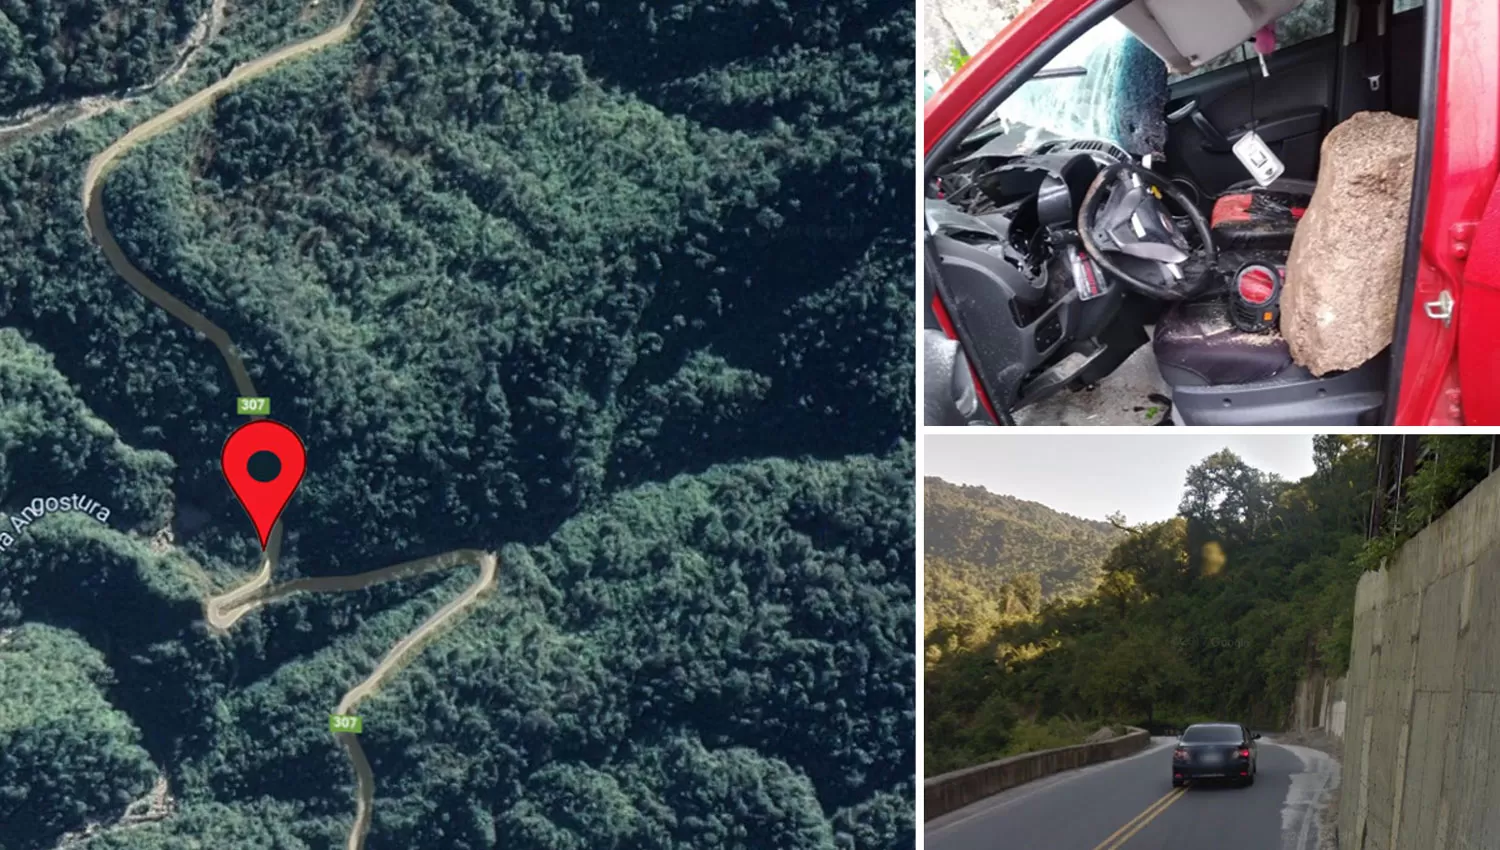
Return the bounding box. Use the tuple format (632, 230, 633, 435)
(1238, 748, 1250, 758)
(1174, 748, 1187, 760)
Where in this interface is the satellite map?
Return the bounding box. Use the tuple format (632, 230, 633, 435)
(0, 1, 914, 848)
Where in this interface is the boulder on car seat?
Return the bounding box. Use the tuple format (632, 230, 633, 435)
(1281, 111, 1418, 376)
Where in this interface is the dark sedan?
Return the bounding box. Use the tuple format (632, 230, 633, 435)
(1171, 722, 1259, 787)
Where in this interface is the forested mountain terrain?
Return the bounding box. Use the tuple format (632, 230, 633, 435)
(925, 477, 1122, 628)
(0, 0, 914, 846)
(925, 437, 1494, 775)
(0, 0, 211, 114)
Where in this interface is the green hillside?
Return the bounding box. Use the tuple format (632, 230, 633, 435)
(0, 0, 913, 845)
(0, 0, 211, 115)
(924, 477, 1122, 629)
(925, 438, 1495, 775)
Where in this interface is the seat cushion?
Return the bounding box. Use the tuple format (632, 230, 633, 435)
(1210, 179, 1315, 250)
(1153, 299, 1293, 387)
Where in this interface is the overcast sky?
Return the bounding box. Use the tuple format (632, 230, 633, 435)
(924, 434, 1317, 524)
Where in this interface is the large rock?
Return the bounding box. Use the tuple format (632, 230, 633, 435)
(1281, 111, 1419, 376)
(1084, 726, 1118, 744)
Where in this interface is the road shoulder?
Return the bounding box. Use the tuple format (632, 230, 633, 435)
(1263, 731, 1342, 850)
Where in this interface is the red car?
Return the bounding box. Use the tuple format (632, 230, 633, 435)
(923, 0, 1498, 425)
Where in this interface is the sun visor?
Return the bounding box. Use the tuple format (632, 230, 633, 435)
(1115, 0, 1308, 73)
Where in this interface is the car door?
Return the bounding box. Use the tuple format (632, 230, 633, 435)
(1390, 0, 1498, 424)
(1163, 0, 1340, 199)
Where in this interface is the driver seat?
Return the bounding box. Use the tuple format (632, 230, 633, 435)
(1153, 298, 1293, 387)
(1152, 179, 1315, 387)
(1149, 179, 1386, 425)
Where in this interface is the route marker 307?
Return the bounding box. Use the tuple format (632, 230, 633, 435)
(329, 714, 363, 734)
(236, 396, 271, 415)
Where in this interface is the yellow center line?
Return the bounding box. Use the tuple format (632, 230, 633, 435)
(1091, 786, 1188, 850)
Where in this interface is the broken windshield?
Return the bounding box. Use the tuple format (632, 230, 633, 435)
(972, 17, 1168, 156)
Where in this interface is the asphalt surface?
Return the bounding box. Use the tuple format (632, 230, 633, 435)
(926, 737, 1337, 850)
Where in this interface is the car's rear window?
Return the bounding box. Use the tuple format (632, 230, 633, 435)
(1181, 725, 1242, 743)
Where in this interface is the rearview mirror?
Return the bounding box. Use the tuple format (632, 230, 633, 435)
(1253, 733, 1261, 740)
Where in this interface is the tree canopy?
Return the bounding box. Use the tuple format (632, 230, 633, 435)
(925, 437, 1494, 776)
(0, 623, 157, 849)
(0, 0, 210, 113)
(0, 0, 913, 845)
(924, 477, 1123, 630)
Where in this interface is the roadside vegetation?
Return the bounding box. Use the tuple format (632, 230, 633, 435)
(0, 624, 157, 848)
(926, 436, 1494, 775)
(0, 0, 211, 115)
(925, 477, 1123, 628)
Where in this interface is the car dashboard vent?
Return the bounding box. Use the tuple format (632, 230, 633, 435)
(1044, 139, 1132, 162)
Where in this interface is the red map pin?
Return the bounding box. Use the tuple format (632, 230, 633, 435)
(221, 420, 306, 549)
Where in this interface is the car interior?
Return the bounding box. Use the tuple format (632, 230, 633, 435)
(924, 0, 1428, 426)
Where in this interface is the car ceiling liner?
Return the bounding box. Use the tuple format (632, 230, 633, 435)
(1115, 0, 1308, 73)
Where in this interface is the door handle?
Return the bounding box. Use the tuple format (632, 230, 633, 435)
(1191, 111, 1233, 153)
(1227, 111, 1324, 146)
(1165, 98, 1232, 152)
(1166, 99, 1200, 124)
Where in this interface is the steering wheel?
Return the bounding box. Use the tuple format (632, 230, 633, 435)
(1077, 162, 1217, 300)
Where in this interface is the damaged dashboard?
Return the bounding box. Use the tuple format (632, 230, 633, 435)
(925, 136, 1134, 409)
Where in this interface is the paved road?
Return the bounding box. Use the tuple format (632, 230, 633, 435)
(926, 737, 1338, 850)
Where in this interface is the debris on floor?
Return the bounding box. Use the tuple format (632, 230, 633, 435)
(1014, 328, 1174, 426)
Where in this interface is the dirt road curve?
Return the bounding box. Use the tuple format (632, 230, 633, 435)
(78, 2, 499, 847)
(205, 550, 498, 850)
(81, 0, 373, 398)
(333, 552, 497, 850)
(81, 0, 369, 214)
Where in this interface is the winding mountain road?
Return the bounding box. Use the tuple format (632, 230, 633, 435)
(206, 549, 498, 850)
(925, 736, 1338, 850)
(0, 0, 227, 143)
(76, 2, 499, 848)
(81, 0, 374, 401)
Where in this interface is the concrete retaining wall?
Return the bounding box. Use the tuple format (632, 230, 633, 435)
(925, 726, 1149, 820)
(1339, 469, 1500, 850)
(1326, 685, 1346, 740)
(922, 0, 1026, 79)
(1292, 670, 1347, 739)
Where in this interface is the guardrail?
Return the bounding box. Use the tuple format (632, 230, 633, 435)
(925, 726, 1151, 820)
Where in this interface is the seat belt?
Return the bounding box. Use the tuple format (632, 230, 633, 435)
(1358, 0, 1390, 112)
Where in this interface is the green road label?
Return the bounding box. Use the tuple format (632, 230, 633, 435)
(329, 714, 363, 733)
(236, 397, 271, 415)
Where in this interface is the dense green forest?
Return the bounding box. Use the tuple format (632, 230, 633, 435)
(0, 329, 177, 536)
(925, 477, 1122, 628)
(0, 0, 210, 114)
(0, 623, 158, 844)
(925, 437, 1494, 775)
(2, 453, 913, 850)
(0, 0, 914, 846)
